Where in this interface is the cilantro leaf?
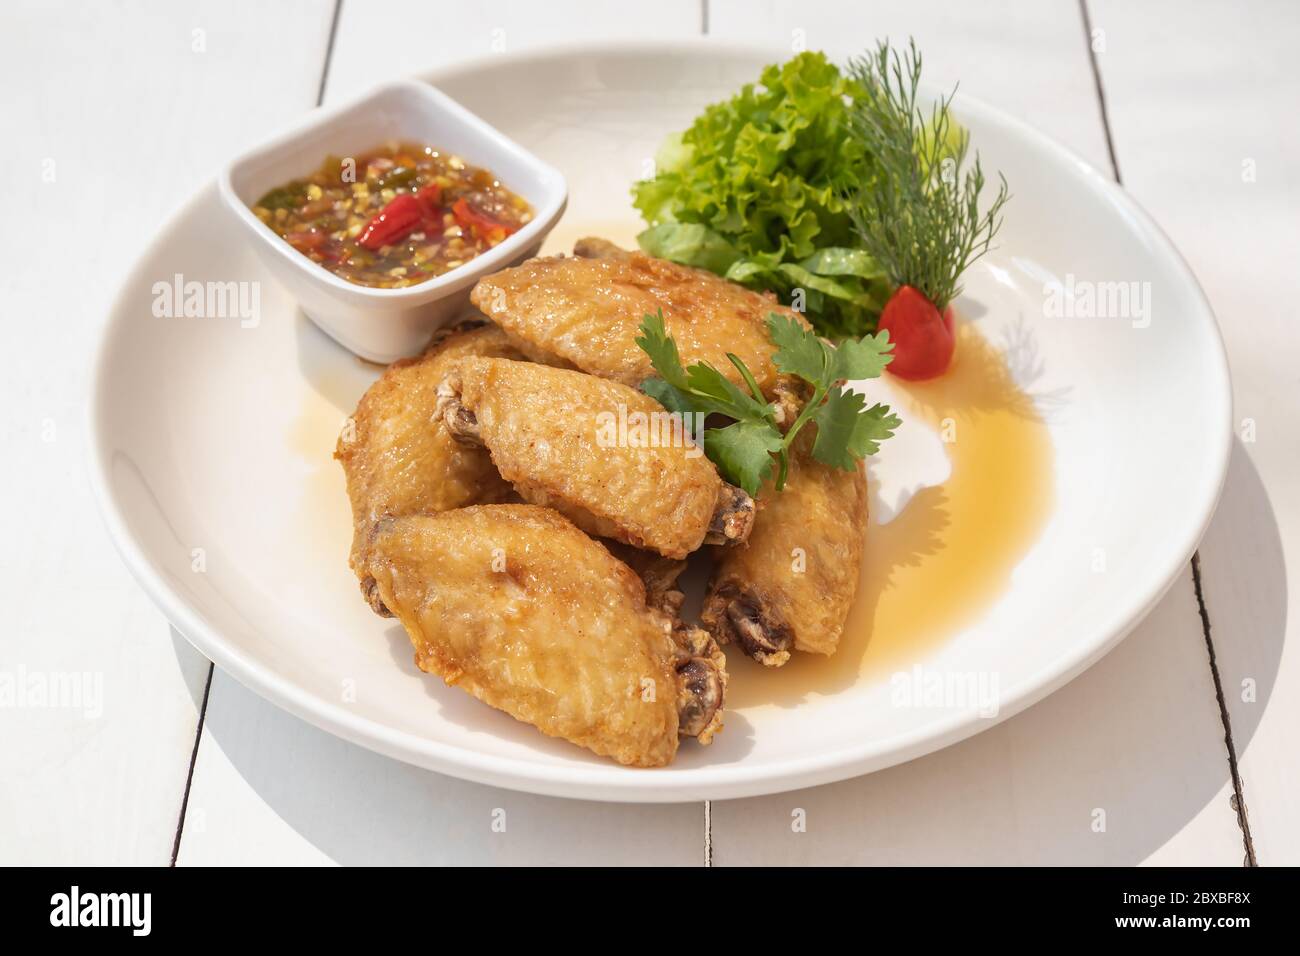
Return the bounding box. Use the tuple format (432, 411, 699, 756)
(635, 310, 692, 392)
(704, 420, 783, 496)
(638, 309, 899, 496)
(767, 313, 829, 383)
(640, 377, 704, 417)
(639, 311, 774, 422)
(829, 329, 894, 382)
(684, 361, 773, 423)
(809, 387, 901, 470)
(767, 312, 894, 385)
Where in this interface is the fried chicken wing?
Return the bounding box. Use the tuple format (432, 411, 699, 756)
(701, 443, 867, 666)
(366, 506, 726, 765)
(437, 356, 755, 559)
(470, 242, 812, 408)
(336, 322, 524, 615)
(596, 542, 724, 740)
(604, 541, 689, 616)
(572, 235, 633, 261)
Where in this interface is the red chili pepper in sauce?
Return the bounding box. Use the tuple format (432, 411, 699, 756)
(414, 183, 441, 213)
(357, 193, 423, 250)
(452, 197, 516, 243)
(286, 228, 328, 253)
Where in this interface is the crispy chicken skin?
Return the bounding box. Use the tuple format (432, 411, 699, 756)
(335, 322, 523, 615)
(572, 235, 633, 261)
(367, 506, 725, 765)
(469, 242, 812, 402)
(438, 356, 754, 559)
(701, 443, 867, 666)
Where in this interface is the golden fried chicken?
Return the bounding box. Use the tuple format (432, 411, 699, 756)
(437, 356, 755, 559)
(701, 442, 867, 666)
(572, 235, 633, 261)
(469, 242, 812, 414)
(335, 321, 524, 615)
(604, 541, 689, 616)
(366, 506, 726, 765)
(604, 543, 727, 739)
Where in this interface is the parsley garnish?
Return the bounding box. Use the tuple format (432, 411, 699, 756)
(636, 311, 900, 496)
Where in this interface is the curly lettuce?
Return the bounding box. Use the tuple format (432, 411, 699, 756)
(632, 52, 892, 339)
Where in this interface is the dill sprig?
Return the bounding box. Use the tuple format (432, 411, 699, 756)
(845, 39, 1010, 311)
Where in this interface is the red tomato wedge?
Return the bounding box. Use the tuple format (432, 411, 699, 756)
(878, 285, 955, 381)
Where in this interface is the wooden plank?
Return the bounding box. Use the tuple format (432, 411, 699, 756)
(707, 0, 1112, 171)
(322, 0, 706, 101)
(0, 0, 337, 864)
(1090, 0, 1300, 864)
(179, 0, 708, 866)
(706, 0, 1245, 865)
(177, 672, 703, 865)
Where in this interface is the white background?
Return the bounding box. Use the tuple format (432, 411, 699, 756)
(2, 0, 1295, 865)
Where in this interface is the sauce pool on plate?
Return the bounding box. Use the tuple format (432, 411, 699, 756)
(726, 319, 1056, 709)
(252, 141, 533, 289)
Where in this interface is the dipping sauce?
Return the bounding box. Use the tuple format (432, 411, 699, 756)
(252, 141, 533, 288)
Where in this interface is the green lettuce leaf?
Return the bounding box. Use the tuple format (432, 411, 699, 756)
(631, 50, 964, 339)
(798, 247, 887, 281)
(636, 223, 741, 275)
(631, 52, 883, 337)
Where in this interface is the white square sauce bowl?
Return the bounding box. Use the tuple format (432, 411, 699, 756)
(219, 78, 567, 362)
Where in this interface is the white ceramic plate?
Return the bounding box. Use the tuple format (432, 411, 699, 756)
(88, 41, 1231, 802)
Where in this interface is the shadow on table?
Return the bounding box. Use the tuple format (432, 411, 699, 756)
(705, 438, 1285, 865)
(171, 440, 1284, 865)
(169, 619, 726, 865)
(1195, 437, 1289, 760)
(167, 656, 706, 865)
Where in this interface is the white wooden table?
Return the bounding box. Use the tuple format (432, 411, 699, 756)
(3, 0, 1294, 866)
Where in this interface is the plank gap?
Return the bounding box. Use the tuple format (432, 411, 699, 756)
(1080, 0, 1254, 865)
(1077, 0, 1123, 182)
(170, 0, 344, 867)
(703, 800, 713, 866)
(170, 662, 214, 866)
(1191, 553, 1258, 865)
(318, 0, 344, 105)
